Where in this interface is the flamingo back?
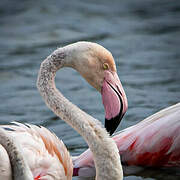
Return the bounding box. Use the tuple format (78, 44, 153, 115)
(115, 103, 180, 167)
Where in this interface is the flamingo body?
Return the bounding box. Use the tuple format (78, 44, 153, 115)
(0, 122, 73, 180)
(73, 103, 180, 177)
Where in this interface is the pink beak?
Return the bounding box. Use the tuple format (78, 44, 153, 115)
(101, 71, 128, 135)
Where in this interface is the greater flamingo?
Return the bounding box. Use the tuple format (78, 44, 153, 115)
(73, 102, 180, 177)
(0, 42, 128, 180)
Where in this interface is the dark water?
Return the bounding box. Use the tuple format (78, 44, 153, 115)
(0, 0, 180, 179)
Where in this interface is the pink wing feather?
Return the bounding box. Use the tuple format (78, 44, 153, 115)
(115, 103, 180, 167)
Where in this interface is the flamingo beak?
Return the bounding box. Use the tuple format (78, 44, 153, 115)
(101, 71, 128, 135)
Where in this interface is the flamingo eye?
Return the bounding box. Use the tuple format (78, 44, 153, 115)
(103, 63, 109, 70)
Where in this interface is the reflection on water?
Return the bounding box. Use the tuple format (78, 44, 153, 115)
(0, 0, 180, 179)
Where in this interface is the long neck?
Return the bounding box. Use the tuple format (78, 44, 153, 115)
(37, 50, 123, 180)
(0, 128, 33, 180)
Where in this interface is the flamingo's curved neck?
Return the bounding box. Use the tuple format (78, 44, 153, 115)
(0, 128, 33, 180)
(37, 48, 123, 180)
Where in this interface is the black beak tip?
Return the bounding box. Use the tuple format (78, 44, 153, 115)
(105, 120, 114, 136)
(105, 114, 124, 136)
(105, 118, 119, 136)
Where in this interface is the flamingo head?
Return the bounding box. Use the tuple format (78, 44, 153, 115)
(62, 41, 128, 135)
